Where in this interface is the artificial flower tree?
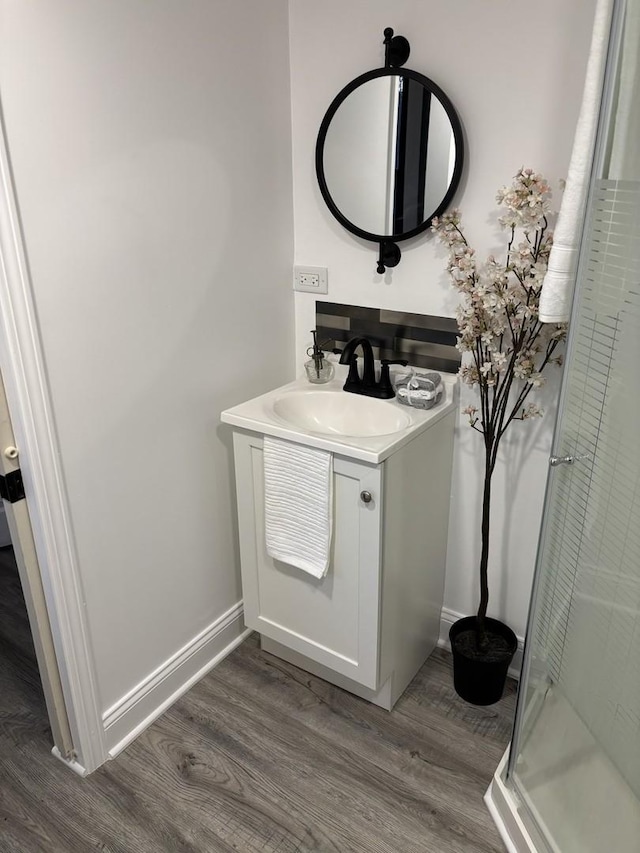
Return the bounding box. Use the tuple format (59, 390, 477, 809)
(432, 169, 566, 656)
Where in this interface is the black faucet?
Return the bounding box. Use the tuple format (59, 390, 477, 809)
(338, 337, 407, 399)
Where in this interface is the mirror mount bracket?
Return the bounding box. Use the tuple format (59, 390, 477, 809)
(383, 28, 410, 69)
(377, 241, 401, 274)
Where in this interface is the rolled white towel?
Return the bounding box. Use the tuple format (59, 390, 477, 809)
(539, 0, 614, 323)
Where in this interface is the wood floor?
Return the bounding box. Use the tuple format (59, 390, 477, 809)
(0, 549, 514, 852)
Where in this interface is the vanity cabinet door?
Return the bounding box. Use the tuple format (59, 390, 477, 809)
(233, 432, 383, 689)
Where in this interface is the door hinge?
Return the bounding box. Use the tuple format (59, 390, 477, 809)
(0, 468, 25, 503)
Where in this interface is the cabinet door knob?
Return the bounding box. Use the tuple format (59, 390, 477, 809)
(360, 490, 373, 504)
(3, 446, 18, 460)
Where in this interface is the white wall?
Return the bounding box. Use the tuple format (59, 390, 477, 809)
(0, 0, 294, 724)
(290, 0, 597, 638)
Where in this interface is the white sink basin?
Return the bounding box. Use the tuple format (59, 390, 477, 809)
(221, 374, 457, 464)
(272, 390, 412, 437)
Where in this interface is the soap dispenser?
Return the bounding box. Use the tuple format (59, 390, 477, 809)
(304, 330, 335, 384)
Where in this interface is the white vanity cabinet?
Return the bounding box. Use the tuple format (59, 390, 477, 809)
(229, 407, 455, 710)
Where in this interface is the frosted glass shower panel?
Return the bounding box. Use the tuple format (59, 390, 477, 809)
(538, 180, 640, 794)
(510, 179, 640, 852)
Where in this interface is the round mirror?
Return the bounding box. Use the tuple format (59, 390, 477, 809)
(316, 68, 464, 244)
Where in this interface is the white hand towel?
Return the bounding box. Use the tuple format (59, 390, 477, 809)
(263, 436, 333, 578)
(539, 0, 614, 324)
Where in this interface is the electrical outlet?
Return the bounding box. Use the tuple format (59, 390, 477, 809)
(300, 271, 320, 289)
(294, 265, 328, 294)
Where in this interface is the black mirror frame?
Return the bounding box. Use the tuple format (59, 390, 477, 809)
(315, 39, 464, 274)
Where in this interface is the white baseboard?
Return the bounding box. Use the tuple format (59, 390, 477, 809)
(438, 607, 525, 679)
(103, 601, 250, 758)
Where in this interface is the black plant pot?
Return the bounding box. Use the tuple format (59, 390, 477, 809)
(449, 616, 517, 705)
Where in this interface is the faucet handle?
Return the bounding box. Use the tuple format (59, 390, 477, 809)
(379, 359, 409, 398)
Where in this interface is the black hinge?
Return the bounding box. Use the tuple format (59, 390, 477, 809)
(0, 469, 25, 503)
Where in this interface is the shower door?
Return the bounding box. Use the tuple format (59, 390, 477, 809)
(505, 2, 640, 849)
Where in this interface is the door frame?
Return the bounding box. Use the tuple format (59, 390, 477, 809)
(0, 108, 106, 773)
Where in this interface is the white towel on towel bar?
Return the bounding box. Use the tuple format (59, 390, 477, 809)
(263, 436, 333, 578)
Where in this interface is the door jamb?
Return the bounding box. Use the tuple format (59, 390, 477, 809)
(0, 106, 106, 773)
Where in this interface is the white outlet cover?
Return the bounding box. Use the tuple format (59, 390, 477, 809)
(294, 265, 328, 294)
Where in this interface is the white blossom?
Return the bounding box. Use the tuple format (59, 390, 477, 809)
(459, 363, 480, 385)
(521, 403, 543, 419)
(514, 359, 533, 379)
(462, 404, 479, 425)
(527, 372, 545, 388)
(492, 351, 507, 370)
